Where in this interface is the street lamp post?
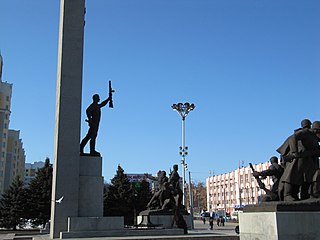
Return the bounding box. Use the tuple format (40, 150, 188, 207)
(171, 102, 195, 205)
(224, 184, 227, 218)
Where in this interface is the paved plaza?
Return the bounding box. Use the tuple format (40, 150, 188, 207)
(0, 220, 239, 240)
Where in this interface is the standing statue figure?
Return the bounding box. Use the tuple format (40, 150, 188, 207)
(80, 94, 110, 156)
(169, 164, 183, 207)
(277, 119, 320, 201)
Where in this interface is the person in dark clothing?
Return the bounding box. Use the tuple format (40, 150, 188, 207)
(220, 217, 225, 226)
(172, 206, 188, 234)
(209, 217, 214, 230)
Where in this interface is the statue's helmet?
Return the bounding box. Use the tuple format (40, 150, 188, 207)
(301, 119, 312, 128)
(270, 156, 278, 164)
(312, 121, 320, 130)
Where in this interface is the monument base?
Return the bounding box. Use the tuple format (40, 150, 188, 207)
(239, 200, 320, 240)
(78, 156, 103, 217)
(60, 216, 124, 239)
(138, 209, 192, 229)
(59, 216, 184, 239)
(60, 228, 184, 239)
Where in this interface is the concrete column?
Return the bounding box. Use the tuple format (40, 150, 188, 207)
(50, 0, 85, 238)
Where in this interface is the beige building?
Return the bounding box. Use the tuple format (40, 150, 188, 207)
(206, 161, 273, 216)
(4, 130, 25, 190)
(0, 54, 26, 194)
(25, 161, 45, 185)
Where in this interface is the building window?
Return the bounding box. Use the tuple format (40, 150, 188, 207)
(5, 105, 9, 110)
(6, 96, 9, 101)
(2, 142, 5, 148)
(1, 152, 4, 158)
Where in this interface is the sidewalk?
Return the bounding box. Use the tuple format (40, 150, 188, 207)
(0, 220, 239, 240)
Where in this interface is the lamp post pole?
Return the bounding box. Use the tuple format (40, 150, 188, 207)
(181, 116, 186, 205)
(172, 102, 195, 206)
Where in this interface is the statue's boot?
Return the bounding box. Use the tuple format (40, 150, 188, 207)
(283, 183, 299, 201)
(300, 182, 311, 200)
(311, 169, 320, 198)
(89, 139, 100, 156)
(80, 143, 85, 155)
(90, 150, 101, 156)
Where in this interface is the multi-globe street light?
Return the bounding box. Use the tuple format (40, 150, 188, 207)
(171, 102, 195, 205)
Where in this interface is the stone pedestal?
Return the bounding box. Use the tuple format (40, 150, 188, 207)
(137, 209, 192, 229)
(78, 156, 103, 217)
(137, 214, 192, 229)
(239, 200, 320, 240)
(60, 216, 124, 238)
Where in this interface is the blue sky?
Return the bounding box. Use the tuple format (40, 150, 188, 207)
(1, 0, 320, 183)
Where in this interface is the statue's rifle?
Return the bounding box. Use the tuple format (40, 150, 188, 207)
(249, 163, 274, 196)
(108, 80, 115, 108)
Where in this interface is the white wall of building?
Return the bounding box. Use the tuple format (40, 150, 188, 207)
(206, 161, 273, 216)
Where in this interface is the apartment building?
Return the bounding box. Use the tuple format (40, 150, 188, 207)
(206, 161, 273, 216)
(4, 130, 25, 189)
(25, 161, 45, 185)
(0, 53, 26, 194)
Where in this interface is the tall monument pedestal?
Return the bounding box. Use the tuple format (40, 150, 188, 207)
(57, 156, 124, 239)
(239, 200, 320, 240)
(78, 156, 104, 217)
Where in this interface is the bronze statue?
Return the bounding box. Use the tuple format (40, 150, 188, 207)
(169, 164, 183, 207)
(146, 165, 185, 211)
(80, 94, 110, 156)
(277, 119, 320, 201)
(251, 156, 284, 202)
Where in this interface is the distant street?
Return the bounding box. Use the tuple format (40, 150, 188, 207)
(190, 219, 238, 236)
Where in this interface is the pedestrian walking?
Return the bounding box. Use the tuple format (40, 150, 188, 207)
(209, 217, 214, 230)
(221, 217, 225, 226)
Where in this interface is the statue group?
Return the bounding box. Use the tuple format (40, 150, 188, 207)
(141, 164, 188, 233)
(253, 119, 320, 202)
(147, 164, 185, 211)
